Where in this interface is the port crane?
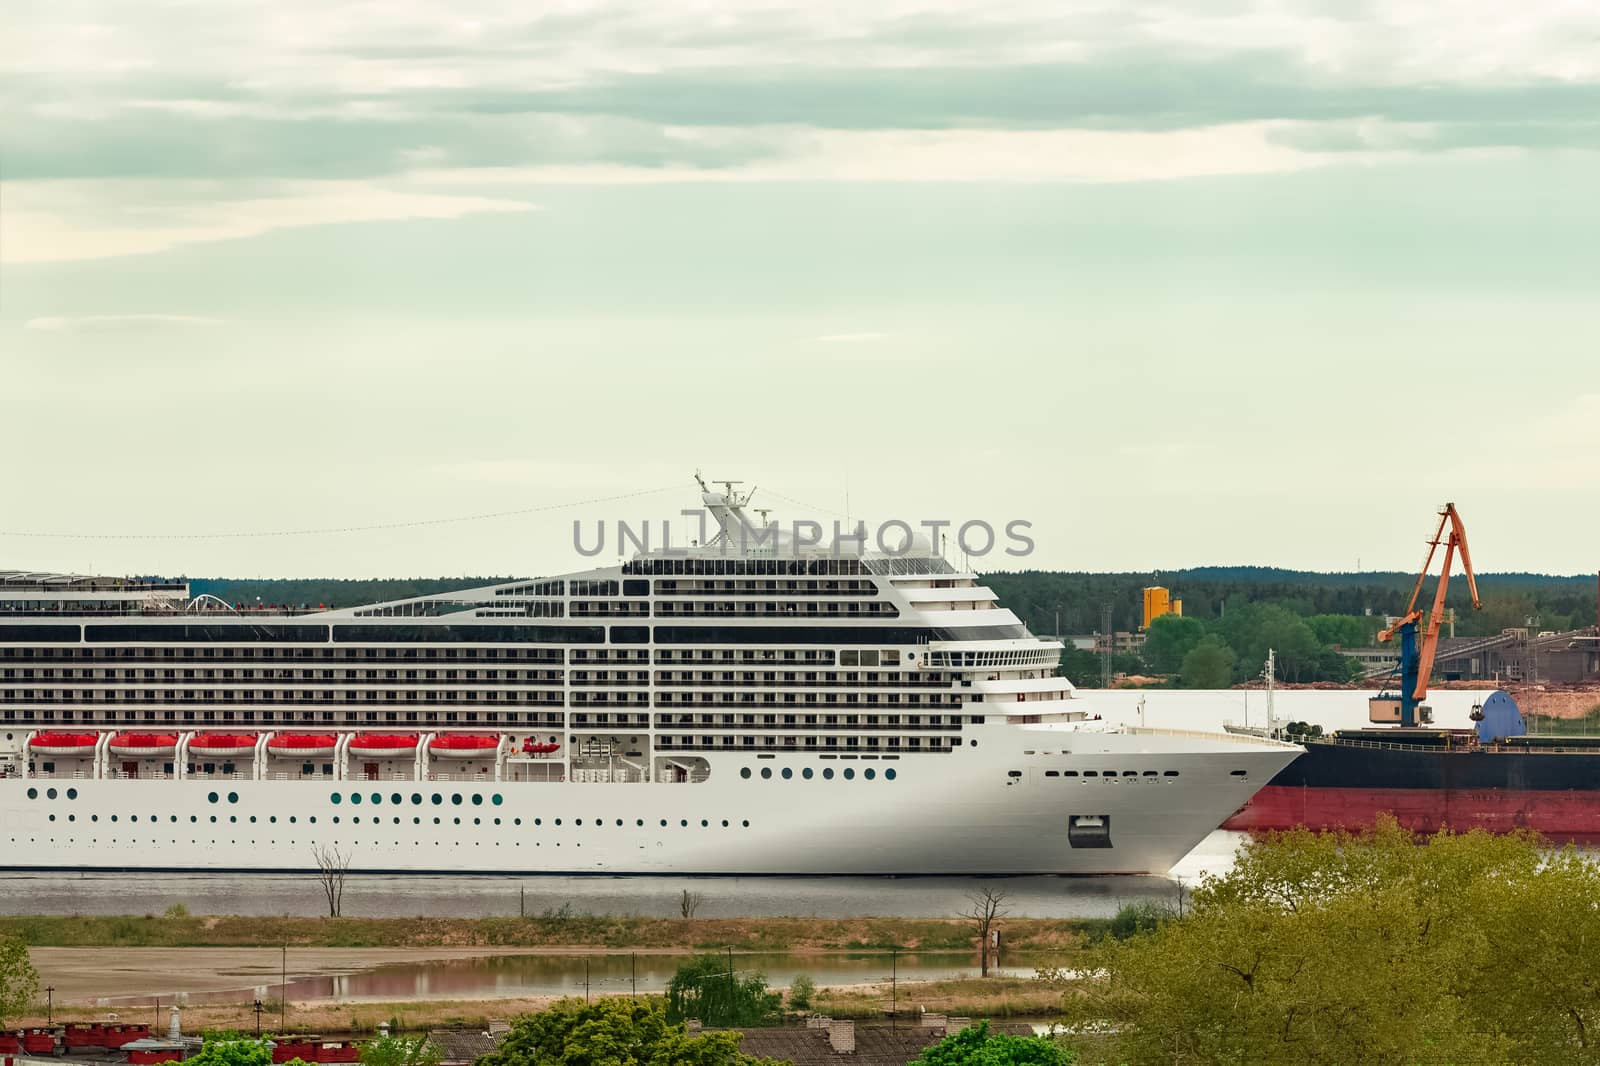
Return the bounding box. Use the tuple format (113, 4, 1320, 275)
(1373, 503, 1482, 728)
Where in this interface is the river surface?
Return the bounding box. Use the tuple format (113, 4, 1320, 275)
(3, 690, 1492, 919)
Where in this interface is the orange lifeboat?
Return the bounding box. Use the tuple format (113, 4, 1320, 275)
(349, 733, 419, 758)
(29, 731, 100, 757)
(108, 732, 178, 757)
(267, 733, 338, 758)
(521, 739, 561, 756)
(428, 734, 500, 758)
(189, 732, 258, 757)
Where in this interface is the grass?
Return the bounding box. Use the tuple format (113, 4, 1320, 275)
(3, 914, 1105, 951)
(811, 975, 1065, 1020)
(17, 976, 1076, 1034)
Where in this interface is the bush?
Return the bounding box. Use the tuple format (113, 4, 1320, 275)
(788, 974, 815, 1011)
(1106, 902, 1167, 941)
(164, 903, 191, 919)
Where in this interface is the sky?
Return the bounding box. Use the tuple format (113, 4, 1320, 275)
(4, 0, 1599, 579)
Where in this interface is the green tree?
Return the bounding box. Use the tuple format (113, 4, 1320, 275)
(1305, 613, 1379, 649)
(665, 955, 782, 1027)
(910, 1021, 1076, 1065)
(787, 974, 814, 1011)
(167, 1038, 291, 1066)
(361, 1035, 441, 1066)
(478, 998, 779, 1066)
(1059, 819, 1600, 1065)
(1179, 635, 1235, 688)
(1140, 614, 1209, 674)
(0, 934, 40, 1029)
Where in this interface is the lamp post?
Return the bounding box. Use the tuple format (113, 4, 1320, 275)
(253, 999, 264, 1038)
(890, 951, 897, 1029)
(46, 985, 55, 1025)
(280, 944, 287, 1033)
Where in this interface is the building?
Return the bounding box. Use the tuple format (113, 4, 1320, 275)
(425, 1029, 502, 1066)
(1140, 587, 1182, 630)
(717, 1016, 1039, 1066)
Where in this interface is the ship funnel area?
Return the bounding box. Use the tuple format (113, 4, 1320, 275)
(1472, 691, 1526, 744)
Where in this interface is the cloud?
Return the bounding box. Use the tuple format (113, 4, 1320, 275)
(1, 179, 538, 264)
(814, 331, 889, 343)
(24, 314, 227, 332)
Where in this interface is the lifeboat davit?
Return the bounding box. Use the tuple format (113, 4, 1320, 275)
(349, 733, 419, 758)
(109, 732, 179, 757)
(267, 733, 338, 758)
(521, 739, 561, 755)
(188, 733, 258, 757)
(29, 731, 100, 757)
(429, 734, 500, 758)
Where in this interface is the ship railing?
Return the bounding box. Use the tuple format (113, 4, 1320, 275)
(1327, 736, 1600, 756)
(427, 771, 494, 782)
(266, 771, 335, 781)
(1122, 726, 1301, 749)
(110, 771, 173, 780)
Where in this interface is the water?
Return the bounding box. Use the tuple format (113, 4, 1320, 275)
(5, 689, 1451, 919)
(92, 950, 1050, 1007)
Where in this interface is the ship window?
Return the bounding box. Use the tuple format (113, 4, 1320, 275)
(740, 767, 751, 779)
(1007, 770, 1022, 778)
(26, 788, 37, 800)
(1230, 770, 1248, 777)
(331, 793, 342, 805)
(760, 768, 772, 779)
(67, 788, 77, 799)
(471, 794, 483, 806)
(864, 768, 875, 780)
(431, 793, 443, 805)
(781, 767, 792, 779)
(1163, 771, 1179, 777)
(822, 768, 834, 780)
(351, 793, 362, 805)
(492, 794, 503, 806)
(207, 791, 219, 803)
(802, 767, 814, 779)
(392, 793, 403, 804)
(46, 788, 57, 800)
(370, 792, 381, 804)
(1082, 771, 1097, 777)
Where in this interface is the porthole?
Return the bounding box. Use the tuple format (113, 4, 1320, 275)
(372, 792, 384, 805)
(432, 793, 443, 805)
(742, 820, 749, 827)
(700, 819, 709, 827)
(66, 788, 78, 800)
(661, 819, 668, 827)
(823, 768, 834, 780)
(46, 788, 58, 800)
(534, 818, 542, 825)
(289, 816, 297, 823)
(555, 818, 562, 825)
(615, 819, 623, 827)
(721, 820, 729, 827)
(740, 767, 752, 779)
(453, 817, 461, 825)
(636, 819, 644, 826)
(885, 768, 897, 780)
(803, 767, 814, 779)
(473, 818, 481, 825)
(576, 819, 583, 826)
(414, 817, 421, 825)
(452, 794, 463, 806)
(26, 788, 37, 800)
(228, 792, 239, 803)
(781, 768, 793, 780)
(760, 768, 772, 779)
(351, 793, 362, 805)
(514, 818, 522, 826)
(492, 794, 503, 806)
(309, 816, 317, 824)
(680, 819, 688, 827)
(111, 815, 119, 822)
(864, 768, 875, 780)
(392, 793, 403, 805)
(331, 793, 342, 805)
(493, 818, 501, 825)
(207, 791, 218, 803)
(333, 817, 341, 824)
(471, 794, 483, 806)
(412, 793, 423, 804)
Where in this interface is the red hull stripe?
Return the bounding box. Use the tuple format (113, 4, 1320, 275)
(1225, 785, 1600, 836)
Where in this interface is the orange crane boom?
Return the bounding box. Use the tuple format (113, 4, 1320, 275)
(1377, 503, 1483, 713)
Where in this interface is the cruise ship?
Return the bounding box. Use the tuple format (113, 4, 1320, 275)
(0, 479, 1299, 875)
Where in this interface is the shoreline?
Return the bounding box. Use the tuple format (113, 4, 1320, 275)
(2, 913, 1101, 951)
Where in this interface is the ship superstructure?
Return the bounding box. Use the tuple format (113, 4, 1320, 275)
(1, 481, 1298, 874)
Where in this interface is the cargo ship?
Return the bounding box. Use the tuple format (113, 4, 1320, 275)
(1225, 503, 1600, 837)
(1222, 690, 1600, 836)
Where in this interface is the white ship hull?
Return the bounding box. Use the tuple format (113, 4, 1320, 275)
(1, 726, 1292, 875)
